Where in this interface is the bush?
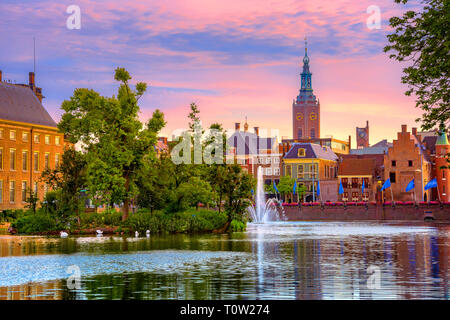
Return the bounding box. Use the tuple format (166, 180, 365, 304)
(1, 209, 26, 223)
(230, 219, 246, 232)
(12, 212, 59, 233)
(123, 208, 228, 234)
(79, 209, 122, 228)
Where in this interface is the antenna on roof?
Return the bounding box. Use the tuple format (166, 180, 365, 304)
(33, 37, 36, 75)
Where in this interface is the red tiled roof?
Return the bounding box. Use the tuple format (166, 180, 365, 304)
(338, 158, 377, 176)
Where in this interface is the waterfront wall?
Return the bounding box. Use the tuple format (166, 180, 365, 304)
(279, 203, 450, 221)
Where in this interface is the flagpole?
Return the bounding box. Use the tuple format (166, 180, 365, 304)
(390, 188, 394, 203)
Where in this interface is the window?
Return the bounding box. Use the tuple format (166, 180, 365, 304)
(55, 153, 60, 168)
(408, 160, 413, 167)
(0, 148, 3, 170)
(10, 130, 16, 140)
(351, 178, 358, 189)
(443, 170, 446, 180)
(258, 157, 264, 164)
(266, 157, 271, 164)
(342, 178, 348, 188)
(0, 128, 3, 139)
(34, 134, 40, 143)
(45, 135, 50, 144)
(34, 152, 39, 171)
(286, 165, 292, 177)
(266, 168, 272, 175)
(274, 157, 279, 164)
(389, 172, 396, 183)
(391, 160, 396, 167)
(22, 132, 29, 141)
(34, 182, 38, 195)
(297, 128, 302, 138)
(55, 136, 61, 146)
(44, 153, 50, 169)
(10, 149, 16, 170)
(297, 148, 306, 157)
(297, 164, 304, 178)
(9, 181, 15, 203)
(22, 151, 28, 171)
(274, 168, 280, 175)
(0, 180, 2, 203)
(352, 192, 359, 201)
(310, 128, 315, 138)
(363, 177, 370, 187)
(21, 181, 27, 202)
(343, 192, 348, 201)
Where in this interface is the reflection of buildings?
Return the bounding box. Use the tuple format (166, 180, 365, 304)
(0, 281, 63, 300)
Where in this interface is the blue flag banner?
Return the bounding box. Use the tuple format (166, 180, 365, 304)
(424, 178, 438, 191)
(381, 179, 391, 191)
(338, 180, 344, 195)
(317, 181, 320, 196)
(405, 179, 415, 192)
(273, 181, 279, 193)
(293, 181, 297, 195)
(361, 180, 365, 195)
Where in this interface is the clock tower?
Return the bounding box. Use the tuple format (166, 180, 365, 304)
(292, 39, 320, 139)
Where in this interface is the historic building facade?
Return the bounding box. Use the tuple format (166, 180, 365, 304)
(292, 42, 320, 140)
(383, 125, 432, 202)
(435, 132, 450, 202)
(228, 120, 281, 186)
(282, 143, 338, 202)
(0, 71, 66, 210)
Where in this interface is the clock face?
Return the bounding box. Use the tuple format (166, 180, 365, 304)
(358, 129, 366, 138)
(296, 112, 304, 120)
(310, 112, 317, 120)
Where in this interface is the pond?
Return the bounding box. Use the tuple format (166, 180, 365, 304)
(0, 221, 448, 300)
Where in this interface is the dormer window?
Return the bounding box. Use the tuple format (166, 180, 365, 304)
(297, 148, 306, 157)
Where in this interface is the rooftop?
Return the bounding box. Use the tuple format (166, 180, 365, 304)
(0, 82, 57, 128)
(284, 143, 338, 161)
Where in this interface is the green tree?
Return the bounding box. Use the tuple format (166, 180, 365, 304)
(384, 0, 449, 130)
(58, 68, 166, 220)
(41, 147, 87, 224)
(24, 188, 39, 215)
(176, 176, 213, 210)
(277, 176, 295, 195)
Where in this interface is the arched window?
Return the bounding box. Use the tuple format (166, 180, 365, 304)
(310, 128, 315, 138)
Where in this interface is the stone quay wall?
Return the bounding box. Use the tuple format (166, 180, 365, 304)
(278, 203, 450, 221)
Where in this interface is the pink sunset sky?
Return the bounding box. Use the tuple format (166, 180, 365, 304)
(0, 0, 425, 147)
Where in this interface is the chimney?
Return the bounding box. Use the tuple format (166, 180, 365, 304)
(0, 70, 2, 82)
(348, 135, 351, 150)
(254, 127, 259, 136)
(366, 120, 369, 128)
(29, 72, 35, 88)
(401, 124, 407, 133)
(235, 123, 240, 131)
(412, 127, 417, 136)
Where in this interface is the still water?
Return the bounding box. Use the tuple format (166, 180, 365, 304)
(0, 221, 448, 300)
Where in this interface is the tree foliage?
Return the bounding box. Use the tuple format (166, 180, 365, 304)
(384, 0, 449, 130)
(58, 68, 166, 219)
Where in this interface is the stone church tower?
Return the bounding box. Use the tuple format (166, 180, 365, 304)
(292, 40, 320, 139)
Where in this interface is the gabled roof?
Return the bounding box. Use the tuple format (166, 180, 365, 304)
(0, 82, 57, 128)
(350, 140, 391, 155)
(227, 131, 275, 155)
(284, 143, 338, 161)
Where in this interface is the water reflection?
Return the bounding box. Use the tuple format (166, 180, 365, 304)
(0, 222, 448, 300)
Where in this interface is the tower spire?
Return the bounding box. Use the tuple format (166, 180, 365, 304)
(304, 36, 307, 55)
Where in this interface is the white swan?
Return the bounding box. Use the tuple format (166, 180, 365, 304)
(60, 231, 68, 238)
(135, 231, 139, 237)
(146, 230, 150, 237)
(96, 230, 103, 234)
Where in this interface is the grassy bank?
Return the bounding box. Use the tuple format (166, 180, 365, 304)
(7, 208, 246, 235)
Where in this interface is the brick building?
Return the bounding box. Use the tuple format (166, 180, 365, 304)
(0, 71, 66, 210)
(384, 125, 432, 202)
(228, 120, 281, 186)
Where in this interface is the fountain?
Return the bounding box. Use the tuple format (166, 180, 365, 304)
(247, 166, 285, 223)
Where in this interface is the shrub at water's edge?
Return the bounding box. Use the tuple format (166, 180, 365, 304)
(8, 208, 237, 235)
